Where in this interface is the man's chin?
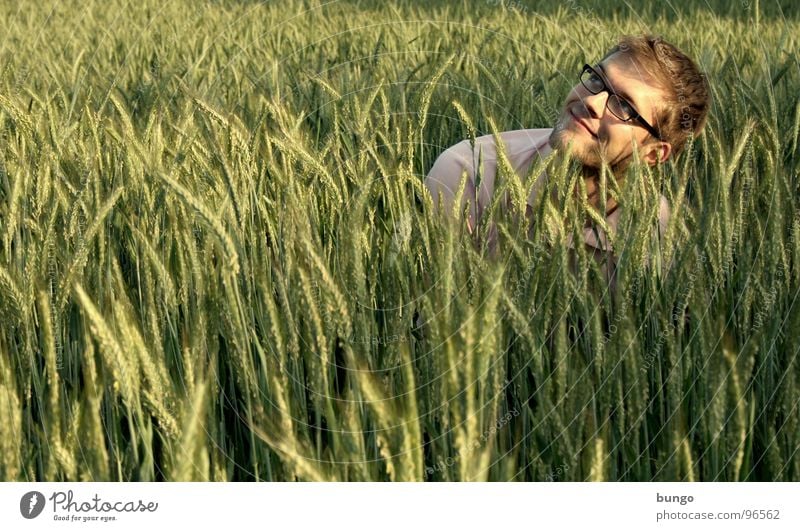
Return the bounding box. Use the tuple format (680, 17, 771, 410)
(549, 130, 599, 166)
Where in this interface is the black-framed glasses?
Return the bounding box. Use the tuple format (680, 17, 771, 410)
(579, 63, 662, 141)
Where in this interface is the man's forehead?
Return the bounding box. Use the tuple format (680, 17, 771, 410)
(597, 53, 664, 111)
(598, 54, 657, 89)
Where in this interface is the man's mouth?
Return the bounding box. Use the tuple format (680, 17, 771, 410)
(569, 108, 597, 138)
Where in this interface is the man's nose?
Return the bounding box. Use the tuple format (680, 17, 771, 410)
(579, 90, 609, 119)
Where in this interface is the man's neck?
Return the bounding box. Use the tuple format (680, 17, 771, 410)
(562, 156, 626, 216)
(581, 170, 621, 216)
(541, 131, 628, 216)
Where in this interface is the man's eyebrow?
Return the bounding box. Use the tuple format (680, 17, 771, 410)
(595, 63, 640, 110)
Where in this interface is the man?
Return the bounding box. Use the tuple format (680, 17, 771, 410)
(424, 34, 711, 288)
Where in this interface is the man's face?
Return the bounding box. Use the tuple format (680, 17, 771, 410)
(549, 51, 670, 169)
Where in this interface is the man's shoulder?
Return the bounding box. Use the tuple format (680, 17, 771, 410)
(443, 128, 553, 166)
(474, 127, 553, 143)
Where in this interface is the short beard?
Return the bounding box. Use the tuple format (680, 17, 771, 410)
(548, 125, 633, 183)
(547, 126, 633, 222)
(548, 122, 600, 167)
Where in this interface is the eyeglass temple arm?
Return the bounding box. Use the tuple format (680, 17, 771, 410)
(636, 115, 662, 141)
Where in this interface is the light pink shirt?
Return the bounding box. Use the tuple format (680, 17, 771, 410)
(424, 128, 671, 256)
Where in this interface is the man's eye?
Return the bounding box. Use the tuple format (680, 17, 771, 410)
(618, 99, 635, 114)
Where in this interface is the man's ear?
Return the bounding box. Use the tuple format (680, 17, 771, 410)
(641, 141, 672, 165)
